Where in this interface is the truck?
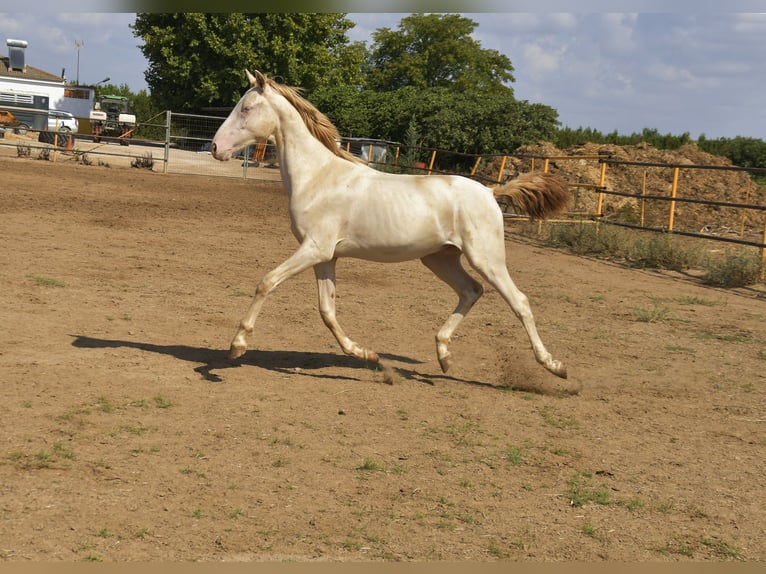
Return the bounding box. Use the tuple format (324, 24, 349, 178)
(89, 95, 136, 145)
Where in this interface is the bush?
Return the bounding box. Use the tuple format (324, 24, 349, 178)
(702, 253, 761, 288)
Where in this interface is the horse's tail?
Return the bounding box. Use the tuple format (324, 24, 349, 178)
(493, 172, 570, 219)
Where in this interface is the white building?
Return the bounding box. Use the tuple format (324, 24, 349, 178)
(0, 39, 94, 132)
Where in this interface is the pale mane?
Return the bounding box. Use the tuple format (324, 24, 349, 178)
(266, 77, 359, 163)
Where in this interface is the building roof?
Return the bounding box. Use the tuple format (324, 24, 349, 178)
(0, 56, 63, 83)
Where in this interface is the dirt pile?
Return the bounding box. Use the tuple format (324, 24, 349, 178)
(486, 142, 765, 238)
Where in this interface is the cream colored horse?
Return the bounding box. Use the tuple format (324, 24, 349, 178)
(211, 70, 570, 379)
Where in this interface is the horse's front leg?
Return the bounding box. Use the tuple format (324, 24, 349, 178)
(229, 243, 322, 360)
(314, 260, 379, 365)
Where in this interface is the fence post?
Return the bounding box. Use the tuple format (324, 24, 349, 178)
(427, 149, 437, 175)
(641, 169, 648, 226)
(761, 215, 766, 282)
(741, 179, 751, 238)
(595, 161, 607, 230)
(496, 156, 508, 184)
(470, 155, 482, 176)
(163, 110, 171, 174)
(668, 167, 680, 231)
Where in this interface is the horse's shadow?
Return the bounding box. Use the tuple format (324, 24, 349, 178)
(69, 335, 492, 388)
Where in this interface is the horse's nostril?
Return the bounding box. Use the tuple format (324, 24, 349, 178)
(210, 142, 217, 155)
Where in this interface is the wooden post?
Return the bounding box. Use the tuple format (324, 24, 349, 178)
(496, 155, 508, 184)
(668, 167, 680, 231)
(595, 161, 607, 220)
(470, 155, 482, 176)
(640, 169, 647, 227)
(427, 149, 437, 175)
(740, 178, 751, 238)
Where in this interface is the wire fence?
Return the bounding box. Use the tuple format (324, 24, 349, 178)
(2, 109, 765, 278)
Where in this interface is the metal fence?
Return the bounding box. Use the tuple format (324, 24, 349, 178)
(2, 110, 765, 278)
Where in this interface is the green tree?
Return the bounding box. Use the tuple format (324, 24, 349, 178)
(131, 13, 365, 112)
(365, 13, 514, 95)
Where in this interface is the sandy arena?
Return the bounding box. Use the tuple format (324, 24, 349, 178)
(0, 156, 763, 561)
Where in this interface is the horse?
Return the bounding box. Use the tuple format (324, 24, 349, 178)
(211, 70, 570, 379)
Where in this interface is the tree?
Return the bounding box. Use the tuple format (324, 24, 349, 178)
(365, 13, 515, 95)
(131, 13, 365, 112)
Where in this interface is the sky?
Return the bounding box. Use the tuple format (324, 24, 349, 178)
(1, 5, 765, 140)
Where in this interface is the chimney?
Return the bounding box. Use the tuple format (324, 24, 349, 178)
(7, 39, 28, 72)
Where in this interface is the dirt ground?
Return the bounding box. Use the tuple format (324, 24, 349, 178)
(0, 156, 764, 562)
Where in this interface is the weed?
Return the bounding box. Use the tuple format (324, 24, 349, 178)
(355, 458, 384, 472)
(271, 458, 289, 468)
(131, 152, 154, 170)
(505, 446, 523, 466)
(619, 497, 645, 512)
(120, 424, 149, 436)
(655, 501, 675, 514)
(634, 302, 670, 323)
(97, 529, 112, 539)
(96, 397, 114, 413)
(702, 537, 744, 560)
(135, 528, 152, 540)
(35, 450, 52, 467)
(675, 295, 717, 306)
(540, 406, 579, 429)
(703, 253, 760, 288)
(30, 275, 65, 288)
(665, 344, 696, 355)
(8, 450, 24, 462)
(52, 441, 74, 460)
(153, 395, 173, 409)
(191, 508, 206, 519)
(566, 473, 611, 507)
(654, 538, 695, 558)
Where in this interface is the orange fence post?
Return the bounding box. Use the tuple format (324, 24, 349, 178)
(496, 155, 508, 184)
(427, 149, 437, 175)
(470, 155, 482, 176)
(668, 167, 680, 231)
(596, 161, 607, 220)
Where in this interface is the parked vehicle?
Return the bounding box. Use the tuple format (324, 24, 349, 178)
(0, 109, 16, 126)
(47, 110, 79, 133)
(89, 95, 135, 144)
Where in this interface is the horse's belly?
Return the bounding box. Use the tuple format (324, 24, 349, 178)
(333, 238, 443, 262)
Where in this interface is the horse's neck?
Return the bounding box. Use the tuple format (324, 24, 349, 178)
(272, 100, 340, 194)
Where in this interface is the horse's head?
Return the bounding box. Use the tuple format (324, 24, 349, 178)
(211, 70, 278, 161)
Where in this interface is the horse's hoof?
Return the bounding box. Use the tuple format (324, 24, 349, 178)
(228, 345, 246, 360)
(438, 352, 452, 373)
(549, 360, 567, 379)
(364, 350, 380, 364)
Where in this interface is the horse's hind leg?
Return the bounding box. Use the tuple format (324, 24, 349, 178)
(314, 260, 379, 365)
(421, 246, 484, 373)
(464, 244, 567, 379)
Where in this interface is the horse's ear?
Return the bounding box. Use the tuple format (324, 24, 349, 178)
(245, 69, 266, 89)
